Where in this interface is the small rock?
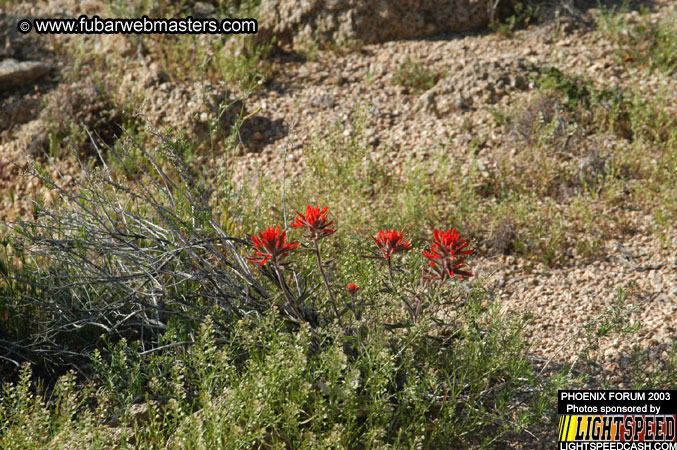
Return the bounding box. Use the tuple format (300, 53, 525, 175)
(454, 97, 467, 109)
(105, 402, 156, 427)
(310, 94, 335, 108)
(193, 1, 216, 18)
(0, 59, 51, 90)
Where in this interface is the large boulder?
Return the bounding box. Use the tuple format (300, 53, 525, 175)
(255, 0, 510, 49)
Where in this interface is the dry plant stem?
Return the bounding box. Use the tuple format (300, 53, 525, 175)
(386, 258, 395, 286)
(273, 261, 304, 322)
(413, 295, 423, 324)
(313, 240, 342, 326)
(3, 131, 276, 370)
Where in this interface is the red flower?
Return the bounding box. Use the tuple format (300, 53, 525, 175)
(290, 204, 336, 241)
(425, 229, 474, 259)
(372, 229, 412, 261)
(248, 226, 299, 266)
(346, 283, 360, 294)
(423, 229, 474, 281)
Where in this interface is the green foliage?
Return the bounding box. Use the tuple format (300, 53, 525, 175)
(2, 269, 644, 448)
(165, 296, 531, 449)
(629, 343, 677, 389)
(393, 59, 439, 92)
(490, 1, 540, 37)
(1, 285, 544, 448)
(579, 287, 641, 364)
(598, 3, 676, 73)
(42, 80, 133, 159)
(534, 67, 594, 109)
(102, 0, 269, 85)
(0, 365, 115, 450)
(499, 64, 676, 261)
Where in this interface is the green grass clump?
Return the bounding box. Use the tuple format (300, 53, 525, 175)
(393, 59, 439, 92)
(499, 65, 676, 255)
(105, 0, 268, 85)
(489, 1, 540, 37)
(598, 4, 676, 74)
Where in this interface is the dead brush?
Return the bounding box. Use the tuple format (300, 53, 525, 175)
(0, 126, 271, 375)
(510, 93, 613, 196)
(512, 93, 591, 154)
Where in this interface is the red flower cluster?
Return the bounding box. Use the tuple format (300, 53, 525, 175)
(247, 203, 475, 307)
(372, 229, 412, 261)
(291, 205, 336, 241)
(423, 229, 474, 281)
(248, 226, 299, 266)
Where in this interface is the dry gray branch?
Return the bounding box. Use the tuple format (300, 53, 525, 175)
(0, 126, 288, 373)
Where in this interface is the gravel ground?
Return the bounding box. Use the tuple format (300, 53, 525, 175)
(227, 2, 675, 184)
(478, 228, 676, 386)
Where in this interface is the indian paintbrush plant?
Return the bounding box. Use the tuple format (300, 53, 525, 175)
(346, 283, 361, 320)
(248, 206, 475, 327)
(248, 225, 303, 321)
(291, 205, 341, 325)
(423, 228, 475, 283)
(368, 229, 413, 286)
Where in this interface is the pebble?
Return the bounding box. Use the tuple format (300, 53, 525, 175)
(0, 59, 51, 90)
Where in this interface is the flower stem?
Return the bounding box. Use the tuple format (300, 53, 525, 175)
(313, 239, 342, 326)
(386, 258, 395, 286)
(274, 262, 304, 322)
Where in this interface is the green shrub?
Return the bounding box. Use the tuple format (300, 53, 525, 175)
(393, 59, 439, 92)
